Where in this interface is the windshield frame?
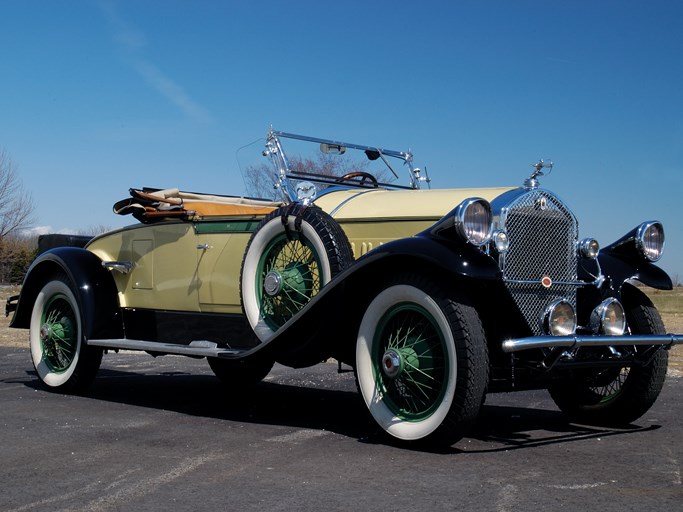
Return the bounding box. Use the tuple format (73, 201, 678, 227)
(263, 129, 430, 202)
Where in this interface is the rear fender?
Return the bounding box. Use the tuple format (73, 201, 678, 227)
(10, 247, 123, 339)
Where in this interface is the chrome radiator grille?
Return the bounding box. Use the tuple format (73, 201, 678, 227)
(501, 190, 578, 335)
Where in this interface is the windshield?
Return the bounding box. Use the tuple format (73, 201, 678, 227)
(238, 129, 429, 202)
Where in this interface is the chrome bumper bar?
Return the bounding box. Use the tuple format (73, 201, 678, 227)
(502, 333, 683, 353)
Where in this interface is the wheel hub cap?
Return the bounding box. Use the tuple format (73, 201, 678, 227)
(263, 264, 313, 298)
(263, 271, 283, 296)
(381, 349, 403, 378)
(40, 323, 52, 342)
(381, 346, 422, 380)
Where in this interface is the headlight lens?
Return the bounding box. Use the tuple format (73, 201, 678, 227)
(636, 221, 665, 262)
(454, 198, 492, 246)
(578, 238, 600, 259)
(590, 298, 626, 336)
(543, 299, 577, 336)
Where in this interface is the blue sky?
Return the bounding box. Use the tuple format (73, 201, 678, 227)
(2, 1, 682, 280)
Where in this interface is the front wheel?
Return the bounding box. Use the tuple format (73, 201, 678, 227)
(549, 284, 668, 425)
(355, 276, 488, 445)
(29, 275, 102, 392)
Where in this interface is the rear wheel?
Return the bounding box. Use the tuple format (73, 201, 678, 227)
(355, 275, 488, 445)
(29, 275, 102, 392)
(241, 204, 353, 342)
(549, 285, 668, 425)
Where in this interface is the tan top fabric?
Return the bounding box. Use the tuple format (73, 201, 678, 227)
(114, 188, 281, 221)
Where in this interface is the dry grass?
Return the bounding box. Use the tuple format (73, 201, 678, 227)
(645, 286, 683, 376)
(646, 286, 683, 332)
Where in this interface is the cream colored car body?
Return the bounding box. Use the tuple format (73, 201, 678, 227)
(87, 186, 513, 315)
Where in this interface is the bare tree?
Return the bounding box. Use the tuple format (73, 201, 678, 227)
(243, 153, 385, 199)
(243, 162, 279, 200)
(0, 148, 35, 239)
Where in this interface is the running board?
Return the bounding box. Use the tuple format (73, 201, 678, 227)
(87, 338, 246, 359)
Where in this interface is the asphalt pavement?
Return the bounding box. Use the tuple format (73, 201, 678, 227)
(1, 346, 681, 511)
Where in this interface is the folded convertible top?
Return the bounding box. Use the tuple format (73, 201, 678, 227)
(113, 187, 282, 222)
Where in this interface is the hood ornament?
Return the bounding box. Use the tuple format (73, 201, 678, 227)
(524, 159, 553, 189)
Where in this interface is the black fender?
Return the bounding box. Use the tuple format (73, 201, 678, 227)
(265, 234, 502, 367)
(356, 234, 503, 280)
(9, 247, 123, 339)
(598, 252, 673, 293)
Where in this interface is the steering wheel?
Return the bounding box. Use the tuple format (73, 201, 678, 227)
(336, 171, 379, 187)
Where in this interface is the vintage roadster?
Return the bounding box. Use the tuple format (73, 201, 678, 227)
(7, 129, 682, 445)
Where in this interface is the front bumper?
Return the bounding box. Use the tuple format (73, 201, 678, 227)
(502, 333, 683, 353)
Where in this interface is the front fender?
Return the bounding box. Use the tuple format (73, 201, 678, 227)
(264, 235, 501, 367)
(598, 252, 672, 292)
(360, 234, 502, 280)
(10, 247, 123, 339)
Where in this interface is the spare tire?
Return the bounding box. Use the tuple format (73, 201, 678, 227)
(240, 203, 353, 342)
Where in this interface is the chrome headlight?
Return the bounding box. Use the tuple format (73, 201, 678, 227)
(590, 298, 626, 336)
(636, 221, 665, 262)
(453, 198, 492, 246)
(542, 299, 577, 336)
(578, 238, 600, 259)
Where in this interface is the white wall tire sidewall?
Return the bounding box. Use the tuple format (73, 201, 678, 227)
(30, 280, 82, 388)
(242, 215, 333, 342)
(356, 284, 457, 441)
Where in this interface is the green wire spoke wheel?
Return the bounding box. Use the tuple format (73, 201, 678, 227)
(29, 274, 102, 392)
(39, 293, 78, 373)
(371, 304, 449, 422)
(356, 276, 488, 445)
(256, 233, 323, 331)
(241, 204, 353, 342)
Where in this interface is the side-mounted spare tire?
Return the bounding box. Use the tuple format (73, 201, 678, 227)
(240, 203, 354, 342)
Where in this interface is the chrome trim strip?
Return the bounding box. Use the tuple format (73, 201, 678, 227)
(273, 130, 411, 162)
(502, 277, 595, 286)
(502, 333, 682, 353)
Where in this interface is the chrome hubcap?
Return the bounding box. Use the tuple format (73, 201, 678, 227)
(381, 349, 402, 379)
(263, 271, 283, 296)
(40, 323, 52, 341)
